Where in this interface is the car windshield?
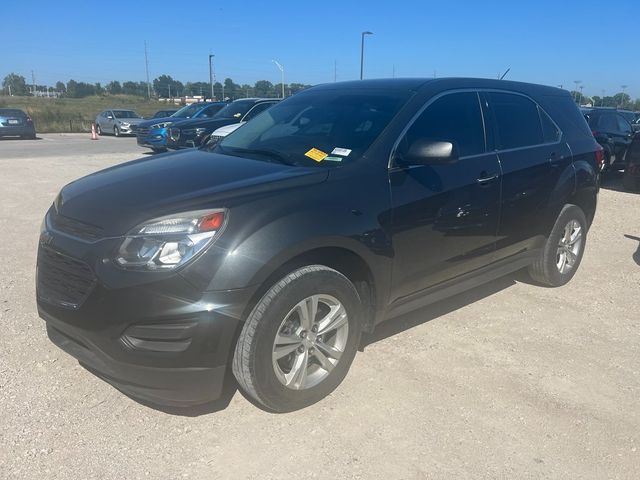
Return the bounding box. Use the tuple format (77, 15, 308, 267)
(214, 101, 256, 119)
(213, 89, 412, 167)
(113, 110, 141, 119)
(619, 111, 636, 123)
(171, 103, 207, 118)
(153, 110, 175, 118)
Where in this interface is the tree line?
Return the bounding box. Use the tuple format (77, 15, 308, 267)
(3, 72, 640, 110)
(1, 72, 311, 101)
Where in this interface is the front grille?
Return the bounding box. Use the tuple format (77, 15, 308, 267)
(129, 125, 139, 133)
(137, 127, 150, 136)
(37, 247, 96, 309)
(50, 212, 104, 241)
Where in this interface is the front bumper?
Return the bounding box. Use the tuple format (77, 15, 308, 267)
(36, 213, 256, 406)
(137, 127, 169, 149)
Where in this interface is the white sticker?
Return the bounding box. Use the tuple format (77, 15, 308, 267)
(331, 147, 352, 157)
(324, 156, 343, 162)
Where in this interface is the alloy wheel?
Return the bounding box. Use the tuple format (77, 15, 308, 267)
(556, 219, 583, 274)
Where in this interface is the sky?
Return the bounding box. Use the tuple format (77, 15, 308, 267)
(2, 0, 639, 98)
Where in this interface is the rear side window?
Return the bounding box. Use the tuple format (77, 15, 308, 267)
(597, 114, 618, 131)
(403, 92, 485, 157)
(616, 115, 632, 134)
(539, 107, 561, 143)
(488, 92, 543, 149)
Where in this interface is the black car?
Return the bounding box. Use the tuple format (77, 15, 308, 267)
(166, 98, 279, 149)
(623, 133, 640, 191)
(0, 108, 36, 139)
(37, 78, 599, 412)
(583, 108, 634, 170)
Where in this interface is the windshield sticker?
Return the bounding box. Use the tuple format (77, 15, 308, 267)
(305, 148, 329, 162)
(331, 147, 352, 157)
(324, 156, 343, 162)
(233, 113, 242, 118)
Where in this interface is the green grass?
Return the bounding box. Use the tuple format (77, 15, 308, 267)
(0, 95, 171, 133)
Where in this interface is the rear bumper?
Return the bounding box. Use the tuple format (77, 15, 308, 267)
(0, 125, 35, 137)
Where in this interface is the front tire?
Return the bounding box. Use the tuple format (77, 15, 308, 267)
(232, 265, 362, 412)
(96, 124, 102, 136)
(528, 205, 587, 287)
(114, 126, 120, 137)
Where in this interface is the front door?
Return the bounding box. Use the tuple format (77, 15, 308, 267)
(389, 91, 501, 302)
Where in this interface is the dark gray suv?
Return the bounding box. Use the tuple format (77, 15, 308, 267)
(38, 78, 599, 412)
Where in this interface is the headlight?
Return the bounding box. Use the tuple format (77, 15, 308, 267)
(119, 121, 130, 127)
(114, 209, 227, 271)
(151, 122, 172, 129)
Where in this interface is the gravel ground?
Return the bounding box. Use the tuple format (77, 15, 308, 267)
(1, 134, 639, 479)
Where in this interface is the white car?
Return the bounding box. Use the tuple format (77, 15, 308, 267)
(208, 122, 244, 144)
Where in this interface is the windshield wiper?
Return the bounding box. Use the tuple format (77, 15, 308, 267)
(223, 147, 296, 165)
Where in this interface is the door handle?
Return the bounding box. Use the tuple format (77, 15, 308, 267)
(476, 173, 499, 185)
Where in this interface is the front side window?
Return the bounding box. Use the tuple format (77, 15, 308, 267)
(401, 92, 486, 158)
(243, 102, 276, 121)
(215, 101, 257, 120)
(200, 104, 225, 118)
(488, 92, 543, 150)
(214, 89, 412, 167)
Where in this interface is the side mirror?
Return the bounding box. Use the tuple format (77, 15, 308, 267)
(107, 115, 113, 119)
(398, 139, 459, 166)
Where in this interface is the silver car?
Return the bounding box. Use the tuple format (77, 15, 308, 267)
(95, 109, 145, 136)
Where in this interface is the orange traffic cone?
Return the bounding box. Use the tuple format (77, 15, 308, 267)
(91, 123, 98, 140)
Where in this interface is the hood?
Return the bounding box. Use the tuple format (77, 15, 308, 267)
(213, 122, 244, 137)
(170, 117, 238, 130)
(56, 149, 328, 235)
(139, 116, 175, 128)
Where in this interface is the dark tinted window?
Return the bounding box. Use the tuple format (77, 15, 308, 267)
(199, 104, 225, 118)
(0, 109, 27, 117)
(597, 114, 618, 131)
(616, 115, 632, 133)
(243, 102, 276, 121)
(539, 107, 561, 143)
(403, 92, 485, 157)
(488, 92, 543, 149)
(216, 101, 257, 119)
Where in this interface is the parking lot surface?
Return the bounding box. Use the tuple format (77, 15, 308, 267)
(1, 134, 639, 479)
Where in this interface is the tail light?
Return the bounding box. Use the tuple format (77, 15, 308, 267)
(26, 116, 33, 123)
(595, 146, 605, 171)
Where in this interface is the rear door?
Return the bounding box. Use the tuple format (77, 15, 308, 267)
(614, 114, 634, 164)
(389, 91, 501, 300)
(483, 91, 572, 259)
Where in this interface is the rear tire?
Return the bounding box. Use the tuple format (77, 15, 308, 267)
(232, 265, 362, 412)
(528, 205, 587, 287)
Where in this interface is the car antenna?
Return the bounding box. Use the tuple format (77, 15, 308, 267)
(499, 68, 511, 80)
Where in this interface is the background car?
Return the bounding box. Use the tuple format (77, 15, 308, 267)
(136, 102, 227, 153)
(583, 108, 634, 171)
(205, 122, 244, 147)
(95, 109, 145, 136)
(0, 108, 36, 139)
(151, 109, 178, 119)
(166, 98, 278, 149)
(632, 115, 640, 133)
(623, 132, 640, 191)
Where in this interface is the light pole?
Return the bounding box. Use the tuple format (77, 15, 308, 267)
(208, 54, 215, 100)
(360, 31, 373, 80)
(601, 89, 606, 107)
(573, 80, 581, 103)
(579, 85, 584, 105)
(620, 84, 628, 108)
(272, 60, 285, 98)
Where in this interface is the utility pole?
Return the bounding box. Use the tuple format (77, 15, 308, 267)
(360, 31, 373, 80)
(573, 80, 581, 103)
(208, 54, 215, 100)
(168, 83, 171, 99)
(144, 41, 151, 99)
(31, 70, 36, 96)
(8, 85, 11, 96)
(620, 85, 628, 108)
(222, 82, 225, 101)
